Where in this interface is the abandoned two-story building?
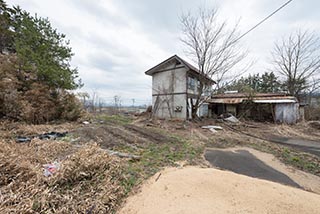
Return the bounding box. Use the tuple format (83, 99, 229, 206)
(145, 55, 215, 119)
(145, 55, 302, 124)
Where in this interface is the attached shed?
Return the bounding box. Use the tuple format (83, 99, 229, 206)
(209, 93, 300, 124)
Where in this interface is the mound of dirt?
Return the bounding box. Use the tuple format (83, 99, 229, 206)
(119, 167, 320, 214)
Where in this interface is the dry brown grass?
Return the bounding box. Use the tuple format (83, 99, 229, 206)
(267, 123, 320, 141)
(0, 140, 126, 213)
(0, 121, 78, 140)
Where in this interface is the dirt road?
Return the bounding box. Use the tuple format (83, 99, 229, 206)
(118, 167, 320, 214)
(268, 136, 320, 157)
(204, 148, 300, 188)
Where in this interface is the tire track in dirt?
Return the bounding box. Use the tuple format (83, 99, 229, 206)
(75, 124, 172, 149)
(124, 124, 173, 144)
(101, 126, 149, 146)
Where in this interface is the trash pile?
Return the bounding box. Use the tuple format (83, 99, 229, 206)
(0, 140, 126, 213)
(223, 115, 239, 123)
(16, 131, 68, 143)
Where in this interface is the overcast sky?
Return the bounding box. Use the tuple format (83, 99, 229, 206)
(9, 0, 320, 105)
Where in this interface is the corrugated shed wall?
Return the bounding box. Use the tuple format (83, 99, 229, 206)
(275, 103, 299, 124)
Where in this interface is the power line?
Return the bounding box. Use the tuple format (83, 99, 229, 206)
(235, 0, 293, 42)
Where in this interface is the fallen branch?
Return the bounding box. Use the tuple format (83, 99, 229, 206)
(155, 173, 162, 182)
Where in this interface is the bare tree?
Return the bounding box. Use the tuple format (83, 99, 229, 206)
(98, 98, 104, 112)
(90, 91, 98, 113)
(272, 30, 320, 97)
(77, 92, 89, 109)
(180, 7, 248, 118)
(113, 95, 121, 114)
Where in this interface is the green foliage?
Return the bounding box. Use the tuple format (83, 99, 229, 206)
(281, 148, 320, 174)
(0, 0, 14, 53)
(0, 1, 83, 123)
(1, 1, 81, 90)
(224, 72, 283, 93)
(13, 11, 81, 89)
(98, 114, 133, 125)
(260, 72, 283, 93)
(117, 134, 203, 194)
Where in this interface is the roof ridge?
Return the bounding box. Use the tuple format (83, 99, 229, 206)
(144, 55, 215, 84)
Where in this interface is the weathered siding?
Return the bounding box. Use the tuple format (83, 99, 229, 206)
(275, 103, 299, 124)
(152, 66, 187, 95)
(152, 94, 187, 119)
(152, 62, 188, 119)
(149, 58, 213, 120)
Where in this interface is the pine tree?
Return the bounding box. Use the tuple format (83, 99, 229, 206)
(12, 9, 81, 89)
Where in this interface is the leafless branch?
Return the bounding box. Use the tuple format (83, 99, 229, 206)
(180, 7, 249, 118)
(272, 29, 320, 96)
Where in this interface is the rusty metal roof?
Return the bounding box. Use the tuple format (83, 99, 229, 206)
(208, 93, 297, 104)
(209, 98, 245, 104)
(211, 93, 289, 98)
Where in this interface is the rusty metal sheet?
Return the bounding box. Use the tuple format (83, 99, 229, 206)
(208, 98, 244, 104)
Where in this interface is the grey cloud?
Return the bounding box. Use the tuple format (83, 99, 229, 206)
(68, 0, 129, 28)
(87, 34, 132, 58)
(251, 0, 320, 25)
(110, 0, 213, 52)
(113, 0, 213, 32)
(9, 0, 320, 105)
(88, 54, 116, 72)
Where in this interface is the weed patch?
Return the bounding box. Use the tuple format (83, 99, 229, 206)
(98, 114, 133, 125)
(116, 135, 204, 194)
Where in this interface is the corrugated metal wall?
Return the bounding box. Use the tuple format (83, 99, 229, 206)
(275, 103, 299, 124)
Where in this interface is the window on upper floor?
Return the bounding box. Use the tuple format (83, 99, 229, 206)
(187, 76, 196, 90)
(202, 87, 212, 96)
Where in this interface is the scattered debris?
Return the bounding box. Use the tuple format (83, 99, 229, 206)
(39, 131, 67, 140)
(224, 115, 239, 123)
(82, 121, 90, 125)
(202, 125, 223, 133)
(16, 136, 32, 143)
(15, 131, 68, 143)
(43, 161, 60, 177)
(201, 125, 223, 130)
(208, 128, 218, 133)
